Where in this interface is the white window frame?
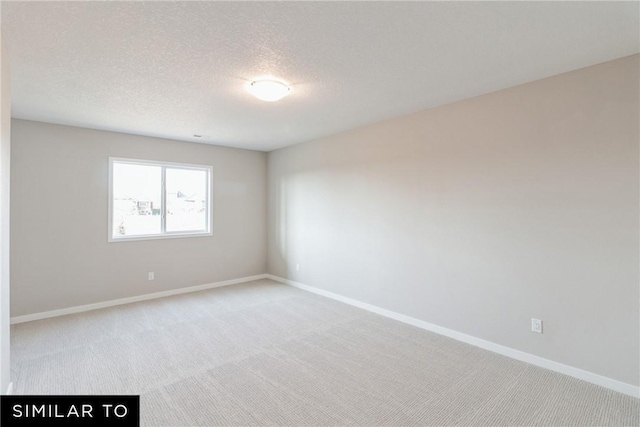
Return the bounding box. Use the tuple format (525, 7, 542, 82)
(108, 157, 213, 242)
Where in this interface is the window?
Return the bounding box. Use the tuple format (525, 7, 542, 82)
(108, 158, 212, 241)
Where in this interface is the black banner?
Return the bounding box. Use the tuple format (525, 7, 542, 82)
(1, 395, 139, 426)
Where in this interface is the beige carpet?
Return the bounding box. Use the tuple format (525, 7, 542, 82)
(10, 279, 640, 426)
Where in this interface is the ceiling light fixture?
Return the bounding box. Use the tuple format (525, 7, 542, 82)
(247, 79, 291, 102)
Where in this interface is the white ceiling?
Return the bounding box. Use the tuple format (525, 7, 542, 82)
(2, 1, 639, 152)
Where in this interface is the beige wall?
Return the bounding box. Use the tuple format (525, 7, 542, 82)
(267, 55, 640, 386)
(11, 120, 267, 316)
(1, 36, 12, 394)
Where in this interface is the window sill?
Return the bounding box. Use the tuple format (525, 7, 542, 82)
(108, 231, 212, 243)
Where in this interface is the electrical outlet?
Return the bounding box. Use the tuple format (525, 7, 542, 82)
(148, 272, 155, 281)
(296, 264, 300, 271)
(531, 318, 543, 334)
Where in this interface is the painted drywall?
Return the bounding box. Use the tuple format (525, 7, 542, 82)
(1, 36, 12, 394)
(268, 55, 640, 387)
(11, 120, 267, 316)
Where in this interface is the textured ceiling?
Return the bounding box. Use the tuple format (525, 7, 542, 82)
(2, 1, 639, 151)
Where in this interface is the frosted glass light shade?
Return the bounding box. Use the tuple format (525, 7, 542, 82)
(247, 80, 291, 102)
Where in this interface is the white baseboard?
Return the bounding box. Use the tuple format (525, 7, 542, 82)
(266, 274, 640, 399)
(10, 274, 269, 324)
(5, 382, 13, 395)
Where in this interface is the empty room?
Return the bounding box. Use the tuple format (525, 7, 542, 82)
(0, 1, 638, 426)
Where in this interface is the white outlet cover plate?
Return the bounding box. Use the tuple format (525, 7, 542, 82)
(531, 318, 543, 333)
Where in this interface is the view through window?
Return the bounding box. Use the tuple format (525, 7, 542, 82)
(110, 158, 211, 240)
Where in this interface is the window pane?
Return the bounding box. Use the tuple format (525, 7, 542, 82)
(165, 168, 208, 233)
(112, 163, 162, 237)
